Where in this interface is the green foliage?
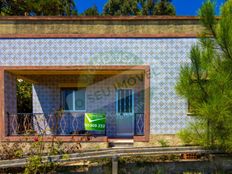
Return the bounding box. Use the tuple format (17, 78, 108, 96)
(62, 154, 70, 160)
(1, 0, 175, 16)
(81, 5, 99, 16)
(17, 80, 32, 113)
(176, 0, 232, 152)
(24, 154, 57, 174)
(0, 0, 77, 16)
(177, 120, 208, 146)
(0, 142, 24, 160)
(139, 0, 157, 15)
(103, 0, 140, 16)
(103, 0, 175, 16)
(24, 136, 60, 174)
(154, 0, 175, 15)
(157, 139, 169, 147)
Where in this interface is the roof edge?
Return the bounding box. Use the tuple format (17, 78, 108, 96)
(0, 33, 198, 38)
(0, 16, 202, 21)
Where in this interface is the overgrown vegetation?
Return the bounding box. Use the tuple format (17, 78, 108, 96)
(157, 139, 169, 147)
(24, 135, 60, 174)
(176, 0, 232, 152)
(17, 80, 32, 113)
(119, 154, 180, 163)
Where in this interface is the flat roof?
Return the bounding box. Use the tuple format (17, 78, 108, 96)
(0, 16, 201, 21)
(0, 16, 209, 38)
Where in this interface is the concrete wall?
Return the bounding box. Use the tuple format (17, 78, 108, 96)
(0, 17, 203, 35)
(4, 72, 17, 135)
(4, 72, 17, 115)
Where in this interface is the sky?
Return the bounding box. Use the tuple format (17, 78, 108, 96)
(74, 0, 225, 16)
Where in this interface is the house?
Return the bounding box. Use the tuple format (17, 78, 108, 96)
(0, 16, 202, 142)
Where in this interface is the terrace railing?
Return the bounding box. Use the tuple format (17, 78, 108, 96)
(7, 113, 144, 136)
(7, 113, 87, 136)
(134, 113, 144, 136)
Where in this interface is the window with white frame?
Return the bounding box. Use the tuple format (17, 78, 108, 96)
(61, 88, 86, 111)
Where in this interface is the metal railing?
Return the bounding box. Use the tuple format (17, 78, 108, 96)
(7, 113, 144, 136)
(7, 113, 87, 136)
(135, 113, 144, 136)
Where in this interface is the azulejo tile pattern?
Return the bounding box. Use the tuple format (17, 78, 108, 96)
(0, 38, 197, 134)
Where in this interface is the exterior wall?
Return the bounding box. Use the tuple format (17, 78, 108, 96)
(28, 74, 144, 137)
(0, 17, 203, 36)
(4, 72, 17, 135)
(4, 72, 17, 115)
(0, 38, 195, 134)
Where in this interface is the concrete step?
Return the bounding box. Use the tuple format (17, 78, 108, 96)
(108, 139, 134, 148)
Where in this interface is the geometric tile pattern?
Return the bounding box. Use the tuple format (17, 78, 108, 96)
(4, 72, 17, 135)
(0, 38, 197, 134)
(135, 113, 144, 135)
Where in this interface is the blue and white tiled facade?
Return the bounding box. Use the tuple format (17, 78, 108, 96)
(0, 38, 197, 134)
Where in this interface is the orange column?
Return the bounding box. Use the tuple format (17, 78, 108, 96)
(0, 68, 5, 140)
(144, 66, 150, 142)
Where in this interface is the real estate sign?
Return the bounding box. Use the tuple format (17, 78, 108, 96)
(84, 113, 106, 131)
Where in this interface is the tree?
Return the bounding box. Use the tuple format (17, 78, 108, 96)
(82, 5, 99, 16)
(139, 0, 175, 15)
(17, 80, 32, 113)
(139, 0, 157, 15)
(154, 0, 175, 15)
(103, 0, 140, 16)
(0, 0, 77, 16)
(176, 0, 232, 151)
(103, 0, 175, 16)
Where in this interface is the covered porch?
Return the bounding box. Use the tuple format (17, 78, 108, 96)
(0, 66, 150, 142)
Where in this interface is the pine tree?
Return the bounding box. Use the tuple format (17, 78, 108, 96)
(176, 0, 232, 151)
(82, 5, 99, 16)
(154, 0, 175, 15)
(103, 0, 140, 16)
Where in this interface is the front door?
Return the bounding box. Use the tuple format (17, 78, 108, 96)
(116, 89, 134, 137)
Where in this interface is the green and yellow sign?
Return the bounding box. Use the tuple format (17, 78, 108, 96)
(84, 113, 106, 131)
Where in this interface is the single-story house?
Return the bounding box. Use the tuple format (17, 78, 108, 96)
(0, 16, 202, 142)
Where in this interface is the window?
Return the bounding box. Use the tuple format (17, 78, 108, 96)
(116, 89, 134, 113)
(61, 88, 86, 111)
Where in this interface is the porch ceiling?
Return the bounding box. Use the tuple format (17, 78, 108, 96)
(4, 65, 147, 75)
(8, 69, 144, 75)
(4, 66, 148, 83)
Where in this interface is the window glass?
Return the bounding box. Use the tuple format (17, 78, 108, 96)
(75, 88, 86, 111)
(63, 89, 73, 111)
(117, 89, 133, 113)
(61, 88, 86, 111)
